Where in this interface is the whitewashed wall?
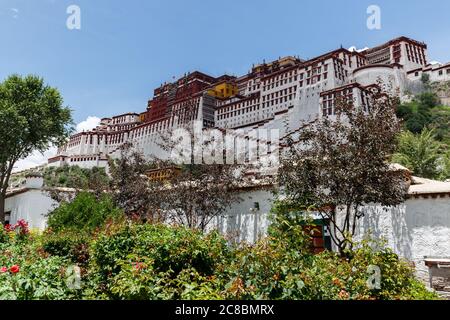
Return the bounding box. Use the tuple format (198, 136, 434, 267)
(212, 188, 274, 243)
(219, 189, 450, 284)
(347, 196, 450, 282)
(5, 190, 57, 230)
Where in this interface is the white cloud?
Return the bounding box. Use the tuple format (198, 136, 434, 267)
(12, 116, 101, 173)
(348, 46, 369, 53)
(76, 116, 101, 132)
(13, 147, 57, 173)
(10, 8, 19, 19)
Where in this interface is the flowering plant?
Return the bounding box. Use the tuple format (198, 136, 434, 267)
(14, 220, 29, 238)
(9, 265, 20, 274)
(2, 220, 30, 241)
(0, 265, 20, 275)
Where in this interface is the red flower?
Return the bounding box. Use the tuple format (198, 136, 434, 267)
(133, 262, 144, 271)
(0, 267, 7, 273)
(14, 220, 29, 236)
(9, 265, 20, 274)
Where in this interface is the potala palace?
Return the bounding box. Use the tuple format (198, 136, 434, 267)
(6, 36, 450, 291)
(47, 36, 450, 168)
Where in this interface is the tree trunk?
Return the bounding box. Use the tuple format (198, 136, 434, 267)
(0, 193, 5, 225)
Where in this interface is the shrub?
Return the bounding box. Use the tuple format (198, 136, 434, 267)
(131, 224, 229, 275)
(109, 256, 175, 300)
(220, 204, 438, 300)
(41, 231, 90, 266)
(268, 200, 316, 251)
(88, 222, 230, 298)
(0, 218, 439, 300)
(344, 240, 438, 300)
(0, 239, 80, 300)
(47, 191, 123, 232)
(0, 226, 9, 244)
(0, 256, 77, 300)
(109, 259, 223, 300)
(221, 237, 437, 300)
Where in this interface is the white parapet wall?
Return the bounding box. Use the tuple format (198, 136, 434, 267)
(211, 188, 275, 244)
(348, 196, 450, 283)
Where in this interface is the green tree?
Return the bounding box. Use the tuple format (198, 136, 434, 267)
(429, 105, 450, 144)
(0, 75, 72, 222)
(47, 191, 122, 232)
(421, 73, 431, 91)
(396, 94, 437, 134)
(393, 129, 441, 179)
(396, 92, 441, 134)
(417, 92, 439, 110)
(404, 111, 430, 134)
(438, 151, 450, 181)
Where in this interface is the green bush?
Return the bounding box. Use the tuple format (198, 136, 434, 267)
(47, 191, 122, 232)
(0, 215, 439, 300)
(220, 237, 437, 300)
(44, 166, 110, 189)
(131, 224, 229, 275)
(0, 227, 9, 244)
(41, 231, 90, 266)
(109, 260, 223, 300)
(218, 204, 438, 300)
(344, 240, 438, 300)
(88, 222, 230, 298)
(0, 240, 80, 300)
(268, 200, 317, 251)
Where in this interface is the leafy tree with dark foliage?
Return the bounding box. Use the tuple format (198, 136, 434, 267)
(108, 125, 247, 231)
(279, 85, 407, 255)
(155, 162, 244, 231)
(152, 124, 249, 231)
(107, 142, 161, 221)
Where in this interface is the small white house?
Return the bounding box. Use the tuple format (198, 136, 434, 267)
(4, 174, 73, 230)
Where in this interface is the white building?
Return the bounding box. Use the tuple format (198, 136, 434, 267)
(4, 174, 74, 230)
(48, 36, 449, 168)
(408, 61, 450, 83)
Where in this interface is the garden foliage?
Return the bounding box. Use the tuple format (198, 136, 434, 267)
(0, 209, 437, 300)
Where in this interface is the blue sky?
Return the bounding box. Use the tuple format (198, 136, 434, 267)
(1, 0, 450, 126)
